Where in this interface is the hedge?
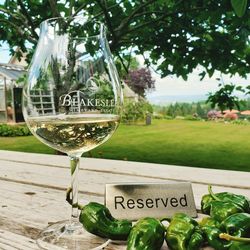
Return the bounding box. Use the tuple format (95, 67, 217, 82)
(0, 124, 31, 136)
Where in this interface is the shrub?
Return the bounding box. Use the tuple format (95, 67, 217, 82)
(164, 115, 173, 120)
(184, 115, 201, 121)
(153, 113, 164, 119)
(122, 99, 153, 124)
(231, 119, 249, 125)
(0, 124, 31, 136)
(207, 110, 223, 120)
(175, 116, 185, 120)
(224, 112, 238, 120)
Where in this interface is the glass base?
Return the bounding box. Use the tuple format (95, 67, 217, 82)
(37, 220, 110, 250)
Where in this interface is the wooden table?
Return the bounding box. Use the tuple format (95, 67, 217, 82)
(0, 150, 249, 250)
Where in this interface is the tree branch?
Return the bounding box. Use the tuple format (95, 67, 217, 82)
(0, 19, 37, 44)
(48, 0, 61, 17)
(117, 53, 129, 73)
(141, 51, 161, 75)
(95, 0, 113, 32)
(16, 0, 39, 40)
(122, 6, 206, 37)
(72, 2, 88, 17)
(95, 0, 117, 42)
(126, 47, 133, 70)
(116, 0, 156, 33)
(69, 0, 75, 16)
(0, 7, 25, 21)
(91, 0, 126, 19)
(129, 10, 165, 20)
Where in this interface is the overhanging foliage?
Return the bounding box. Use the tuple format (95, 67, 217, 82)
(0, 0, 249, 80)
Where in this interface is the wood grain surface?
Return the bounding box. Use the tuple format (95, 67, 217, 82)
(0, 150, 249, 249)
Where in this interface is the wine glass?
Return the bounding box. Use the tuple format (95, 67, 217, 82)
(22, 16, 123, 249)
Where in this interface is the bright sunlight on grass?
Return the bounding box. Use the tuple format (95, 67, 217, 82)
(1, 119, 250, 172)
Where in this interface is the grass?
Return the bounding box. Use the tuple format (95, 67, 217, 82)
(1, 119, 250, 172)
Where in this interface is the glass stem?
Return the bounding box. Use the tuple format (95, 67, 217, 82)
(70, 155, 80, 221)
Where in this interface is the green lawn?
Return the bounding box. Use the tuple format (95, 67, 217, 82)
(1, 120, 250, 172)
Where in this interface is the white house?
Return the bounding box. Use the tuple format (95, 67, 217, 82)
(0, 56, 26, 122)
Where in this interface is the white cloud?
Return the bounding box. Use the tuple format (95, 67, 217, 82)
(149, 68, 249, 97)
(136, 56, 250, 98)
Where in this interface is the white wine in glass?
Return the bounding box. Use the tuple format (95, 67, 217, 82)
(27, 114, 119, 155)
(22, 16, 123, 249)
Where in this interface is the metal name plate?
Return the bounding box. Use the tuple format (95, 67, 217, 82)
(105, 182, 197, 220)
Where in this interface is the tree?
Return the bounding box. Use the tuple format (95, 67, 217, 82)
(180, 103, 192, 116)
(207, 83, 245, 112)
(0, 0, 250, 80)
(196, 102, 205, 117)
(125, 68, 155, 97)
(116, 56, 140, 79)
(167, 104, 175, 117)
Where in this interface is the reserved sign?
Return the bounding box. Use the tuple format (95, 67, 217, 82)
(105, 182, 197, 220)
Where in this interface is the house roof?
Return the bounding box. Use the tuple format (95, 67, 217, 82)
(241, 110, 250, 115)
(8, 48, 28, 67)
(223, 109, 239, 114)
(0, 63, 26, 81)
(123, 82, 138, 98)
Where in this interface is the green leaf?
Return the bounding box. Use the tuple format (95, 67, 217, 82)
(236, 86, 245, 92)
(231, 0, 248, 17)
(199, 71, 206, 80)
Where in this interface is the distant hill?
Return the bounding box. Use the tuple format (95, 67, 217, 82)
(147, 94, 207, 105)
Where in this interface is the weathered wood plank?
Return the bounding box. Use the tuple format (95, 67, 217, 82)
(0, 150, 249, 189)
(105, 241, 214, 250)
(0, 242, 17, 250)
(0, 230, 66, 250)
(0, 226, 214, 250)
(0, 150, 249, 250)
(0, 181, 102, 230)
(0, 230, 39, 250)
(0, 158, 249, 211)
(0, 180, 224, 250)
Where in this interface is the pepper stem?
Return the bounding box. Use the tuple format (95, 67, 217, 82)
(66, 187, 84, 210)
(208, 185, 221, 201)
(219, 233, 250, 243)
(69, 155, 80, 221)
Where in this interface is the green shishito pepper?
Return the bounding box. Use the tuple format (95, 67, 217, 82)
(199, 217, 220, 229)
(127, 217, 165, 250)
(66, 188, 132, 240)
(209, 201, 244, 222)
(165, 213, 204, 250)
(200, 213, 250, 250)
(229, 242, 250, 250)
(220, 213, 250, 238)
(202, 225, 232, 250)
(80, 202, 132, 240)
(219, 233, 250, 250)
(200, 216, 232, 250)
(201, 185, 250, 215)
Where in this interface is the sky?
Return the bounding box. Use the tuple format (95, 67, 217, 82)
(137, 56, 249, 102)
(0, 42, 11, 63)
(148, 68, 249, 96)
